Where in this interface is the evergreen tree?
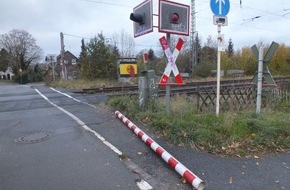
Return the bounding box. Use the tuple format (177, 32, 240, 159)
(193, 35, 217, 77)
(78, 33, 118, 79)
(227, 38, 234, 57)
(79, 39, 87, 61)
(0, 48, 10, 72)
(200, 35, 216, 63)
(195, 32, 202, 64)
(148, 49, 154, 60)
(78, 38, 88, 70)
(111, 44, 120, 57)
(148, 48, 156, 70)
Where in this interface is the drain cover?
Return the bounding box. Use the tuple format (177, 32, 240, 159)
(15, 132, 51, 144)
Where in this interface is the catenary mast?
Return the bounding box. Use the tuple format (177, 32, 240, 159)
(190, 0, 197, 74)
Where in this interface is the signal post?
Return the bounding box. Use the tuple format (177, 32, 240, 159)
(129, 1, 205, 189)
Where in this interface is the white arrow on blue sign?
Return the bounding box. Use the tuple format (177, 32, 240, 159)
(210, 0, 230, 16)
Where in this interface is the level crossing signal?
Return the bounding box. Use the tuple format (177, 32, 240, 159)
(130, 13, 145, 25)
(129, 0, 153, 38)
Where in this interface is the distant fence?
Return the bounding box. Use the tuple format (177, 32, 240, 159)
(195, 84, 290, 113)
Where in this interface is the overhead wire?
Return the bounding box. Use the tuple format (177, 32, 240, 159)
(232, 1, 290, 20)
(74, 0, 290, 48)
(281, 0, 290, 16)
(228, 1, 290, 36)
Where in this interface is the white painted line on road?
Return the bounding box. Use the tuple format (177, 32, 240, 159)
(35, 88, 153, 190)
(35, 89, 122, 156)
(137, 179, 153, 190)
(50, 87, 97, 109)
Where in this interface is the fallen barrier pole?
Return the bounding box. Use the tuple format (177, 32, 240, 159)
(115, 110, 205, 190)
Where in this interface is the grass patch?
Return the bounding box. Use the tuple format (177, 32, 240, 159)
(108, 94, 290, 157)
(49, 79, 117, 89)
(50, 79, 290, 157)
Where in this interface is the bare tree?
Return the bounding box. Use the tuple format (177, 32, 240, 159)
(112, 29, 135, 58)
(205, 35, 217, 48)
(0, 29, 43, 75)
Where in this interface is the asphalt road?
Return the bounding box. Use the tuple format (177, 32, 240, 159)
(0, 82, 140, 190)
(0, 81, 289, 190)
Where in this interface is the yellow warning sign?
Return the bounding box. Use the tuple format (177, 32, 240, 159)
(119, 63, 137, 77)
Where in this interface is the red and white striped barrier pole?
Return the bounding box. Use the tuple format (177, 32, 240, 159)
(115, 111, 205, 190)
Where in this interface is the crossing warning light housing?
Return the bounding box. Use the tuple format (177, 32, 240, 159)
(159, 0, 190, 36)
(130, 0, 153, 38)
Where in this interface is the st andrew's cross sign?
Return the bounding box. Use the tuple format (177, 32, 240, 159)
(159, 36, 184, 86)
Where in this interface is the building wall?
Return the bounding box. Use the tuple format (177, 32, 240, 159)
(0, 67, 14, 80)
(56, 51, 78, 66)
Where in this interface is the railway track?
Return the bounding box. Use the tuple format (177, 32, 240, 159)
(75, 76, 290, 96)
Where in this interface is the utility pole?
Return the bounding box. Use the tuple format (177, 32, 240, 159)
(190, 0, 197, 74)
(60, 32, 65, 80)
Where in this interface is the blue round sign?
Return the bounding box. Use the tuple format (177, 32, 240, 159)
(210, 0, 230, 16)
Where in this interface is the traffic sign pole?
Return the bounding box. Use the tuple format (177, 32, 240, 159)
(216, 24, 222, 116)
(210, 0, 230, 116)
(256, 47, 264, 114)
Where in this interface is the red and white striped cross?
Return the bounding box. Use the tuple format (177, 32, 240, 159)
(159, 36, 184, 86)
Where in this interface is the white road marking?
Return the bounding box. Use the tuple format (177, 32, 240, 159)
(35, 89, 122, 155)
(35, 88, 152, 190)
(50, 87, 97, 109)
(137, 179, 153, 190)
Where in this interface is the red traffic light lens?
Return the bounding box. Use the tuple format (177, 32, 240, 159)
(171, 13, 179, 23)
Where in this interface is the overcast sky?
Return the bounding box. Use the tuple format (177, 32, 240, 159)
(1, 0, 290, 62)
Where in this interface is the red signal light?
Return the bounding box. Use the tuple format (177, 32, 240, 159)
(171, 13, 179, 23)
